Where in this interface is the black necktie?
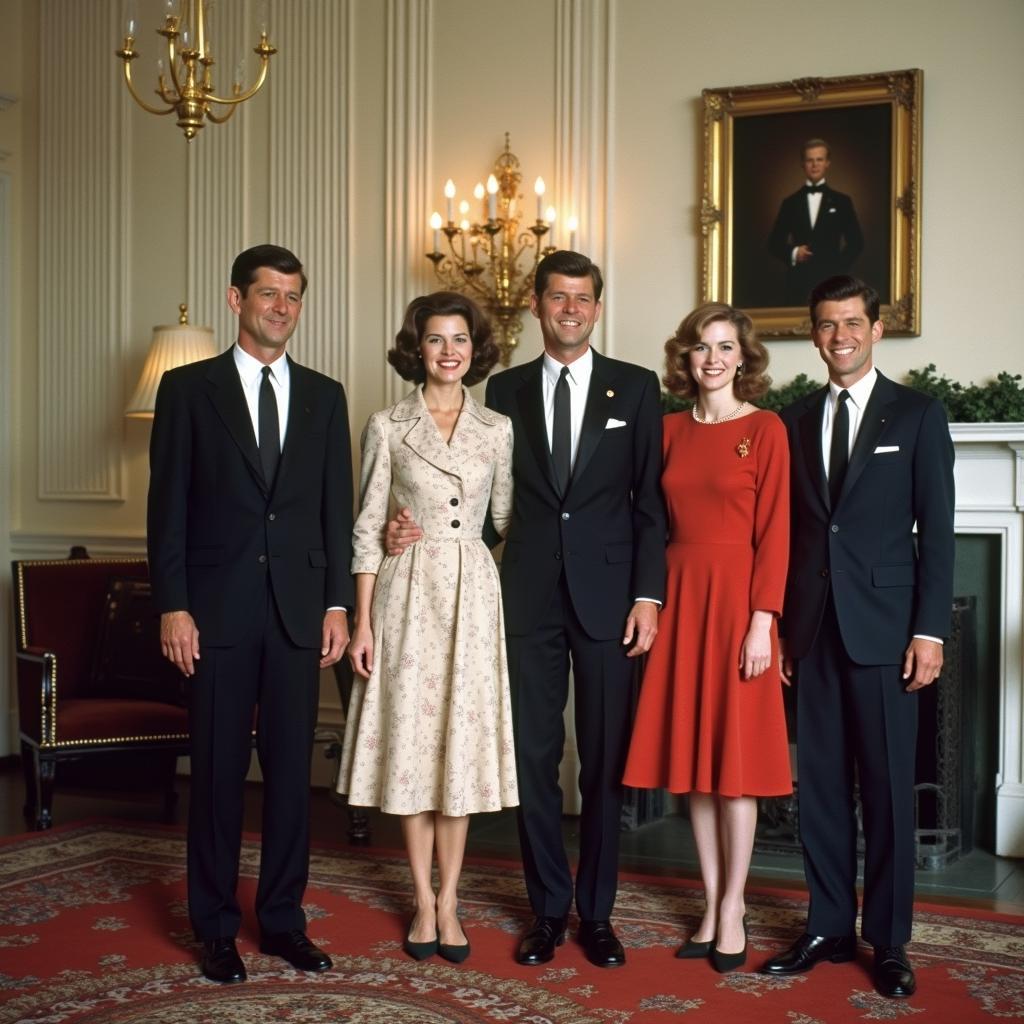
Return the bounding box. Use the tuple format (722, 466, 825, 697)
(259, 365, 281, 487)
(803, 183, 824, 194)
(828, 389, 850, 507)
(552, 366, 571, 495)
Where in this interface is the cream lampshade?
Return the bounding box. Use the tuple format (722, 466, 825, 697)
(125, 305, 217, 418)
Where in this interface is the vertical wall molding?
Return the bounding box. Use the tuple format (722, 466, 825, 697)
(186, 0, 250, 351)
(384, 0, 432, 405)
(554, 0, 614, 352)
(0, 170, 13, 755)
(38, 0, 127, 499)
(268, 0, 353, 385)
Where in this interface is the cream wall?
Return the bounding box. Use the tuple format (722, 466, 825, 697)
(2, 0, 1023, 758)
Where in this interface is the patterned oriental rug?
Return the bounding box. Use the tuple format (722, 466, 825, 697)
(0, 824, 1021, 1023)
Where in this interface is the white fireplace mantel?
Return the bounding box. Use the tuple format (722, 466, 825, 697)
(950, 423, 1024, 857)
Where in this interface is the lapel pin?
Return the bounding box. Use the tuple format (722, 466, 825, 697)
(606, 389, 614, 398)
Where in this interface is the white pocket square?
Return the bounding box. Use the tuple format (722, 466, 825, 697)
(874, 445, 900, 454)
(606, 418, 627, 429)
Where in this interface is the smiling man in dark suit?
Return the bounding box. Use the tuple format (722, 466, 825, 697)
(761, 276, 955, 998)
(768, 139, 864, 306)
(148, 244, 354, 984)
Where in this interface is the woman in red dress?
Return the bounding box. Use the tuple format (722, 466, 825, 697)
(623, 302, 791, 972)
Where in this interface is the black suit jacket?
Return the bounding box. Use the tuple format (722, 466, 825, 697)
(768, 186, 864, 303)
(780, 373, 955, 665)
(147, 348, 354, 649)
(484, 350, 666, 640)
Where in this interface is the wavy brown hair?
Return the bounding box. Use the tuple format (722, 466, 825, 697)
(663, 302, 770, 402)
(388, 291, 500, 387)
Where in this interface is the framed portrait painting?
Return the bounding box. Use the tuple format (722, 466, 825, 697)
(701, 69, 921, 337)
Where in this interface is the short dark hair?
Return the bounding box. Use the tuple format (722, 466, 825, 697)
(388, 291, 500, 387)
(809, 275, 880, 325)
(533, 250, 604, 301)
(663, 302, 770, 402)
(230, 244, 308, 296)
(802, 137, 831, 159)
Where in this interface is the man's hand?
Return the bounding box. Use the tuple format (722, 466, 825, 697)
(623, 601, 658, 658)
(778, 636, 794, 686)
(385, 507, 423, 556)
(160, 610, 200, 677)
(795, 244, 814, 263)
(902, 637, 943, 692)
(320, 609, 350, 668)
(347, 622, 374, 679)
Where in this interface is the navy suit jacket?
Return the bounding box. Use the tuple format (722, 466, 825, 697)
(147, 348, 354, 649)
(485, 349, 666, 641)
(779, 372, 955, 665)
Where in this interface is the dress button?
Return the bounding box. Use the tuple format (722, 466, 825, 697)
(451, 519, 460, 528)
(450, 498, 459, 507)
(554, 551, 562, 559)
(258, 554, 267, 564)
(561, 512, 570, 520)
(831, 524, 839, 533)
(268, 512, 276, 521)
(819, 568, 829, 578)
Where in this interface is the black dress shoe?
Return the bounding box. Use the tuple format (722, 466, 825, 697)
(438, 919, 471, 964)
(873, 945, 916, 998)
(259, 929, 332, 972)
(403, 922, 439, 961)
(675, 937, 713, 959)
(516, 916, 567, 965)
(578, 919, 626, 968)
(711, 915, 748, 973)
(200, 938, 246, 984)
(760, 933, 857, 975)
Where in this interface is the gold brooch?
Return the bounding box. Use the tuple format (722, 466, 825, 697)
(736, 437, 751, 458)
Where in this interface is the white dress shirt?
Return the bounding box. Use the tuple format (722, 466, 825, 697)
(233, 343, 290, 450)
(790, 178, 826, 264)
(820, 366, 939, 645)
(542, 347, 591, 467)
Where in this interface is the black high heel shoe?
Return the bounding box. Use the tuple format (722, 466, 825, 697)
(711, 915, 748, 973)
(675, 937, 713, 959)
(438, 918, 470, 964)
(403, 919, 439, 961)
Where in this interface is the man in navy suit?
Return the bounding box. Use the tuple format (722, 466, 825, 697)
(148, 245, 354, 984)
(761, 276, 955, 998)
(388, 251, 666, 968)
(767, 139, 864, 306)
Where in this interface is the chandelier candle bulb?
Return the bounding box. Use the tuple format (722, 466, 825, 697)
(444, 179, 456, 223)
(486, 175, 499, 221)
(429, 211, 443, 254)
(534, 177, 545, 220)
(567, 215, 579, 252)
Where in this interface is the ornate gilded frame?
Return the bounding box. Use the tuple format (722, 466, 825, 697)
(701, 69, 922, 337)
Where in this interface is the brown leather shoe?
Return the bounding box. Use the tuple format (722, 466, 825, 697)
(760, 933, 857, 975)
(873, 945, 916, 998)
(200, 938, 246, 984)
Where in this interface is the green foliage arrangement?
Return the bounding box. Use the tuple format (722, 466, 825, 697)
(662, 366, 1024, 423)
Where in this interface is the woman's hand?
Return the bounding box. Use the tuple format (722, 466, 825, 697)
(739, 610, 774, 680)
(347, 621, 375, 679)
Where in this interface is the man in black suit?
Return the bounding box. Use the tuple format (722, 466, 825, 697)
(388, 251, 666, 967)
(767, 139, 864, 306)
(148, 244, 354, 983)
(761, 276, 955, 998)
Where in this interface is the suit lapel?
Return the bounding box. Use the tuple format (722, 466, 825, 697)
(838, 372, 899, 504)
(397, 387, 463, 480)
(205, 350, 267, 494)
(572, 351, 613, 488)
(797, 387, 830, 513)
(515, 358, 560, 495)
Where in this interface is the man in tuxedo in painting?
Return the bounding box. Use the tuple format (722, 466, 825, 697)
(388, 250, 666, 968)
(767, 139, 864, 306)
(761, 276, 955, 998)
(148, 244, 354, 984)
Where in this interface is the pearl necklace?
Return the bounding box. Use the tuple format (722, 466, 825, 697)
(692, 400, 747, 424)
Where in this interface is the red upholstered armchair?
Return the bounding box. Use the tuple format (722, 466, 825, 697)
(13, 556, 190, 829)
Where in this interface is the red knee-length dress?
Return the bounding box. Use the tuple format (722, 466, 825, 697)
(623, 408, 792, 797)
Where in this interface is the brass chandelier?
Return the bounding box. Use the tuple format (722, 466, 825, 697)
(426, 135, 576, 364)
(116, 0, 277, 141)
